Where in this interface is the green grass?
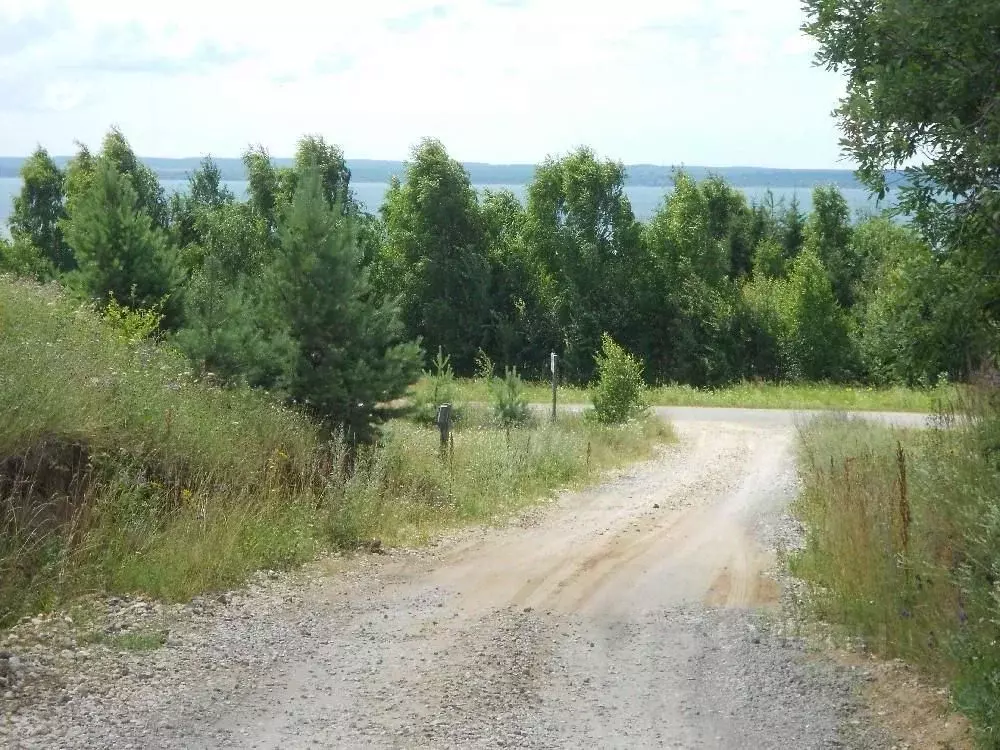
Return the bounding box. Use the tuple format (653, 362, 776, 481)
(96, 630, 169, 652)
(434, 377, 952, 413)
(791, 398, 1000, 747)
(0, 277, 673, 627)
(331, 410, 673, 547)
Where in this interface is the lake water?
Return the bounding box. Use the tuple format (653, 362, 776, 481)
(0, 177, 888, 233)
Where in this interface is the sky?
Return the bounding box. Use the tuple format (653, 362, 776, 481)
(0, 0, 852, 168)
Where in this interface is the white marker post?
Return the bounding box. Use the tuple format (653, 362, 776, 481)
(550, 352, 557, 421)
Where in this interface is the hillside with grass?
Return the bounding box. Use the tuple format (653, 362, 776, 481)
(0, 276, 670, 627)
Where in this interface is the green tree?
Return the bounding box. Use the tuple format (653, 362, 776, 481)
(524, 148, 641, 378)
(98, 128, 168, 228)
(480, 188, 554, 375)
(701, 174, 754, 279)
(61, 143, 97, 224)
(268, 168, 422, 440)
(242, 145, 295, 233)
(292, 135, 353, 210)
(780, 248, 854, 380)
(63, 161, 182, 321)
(803, 0, 1000, 244)
(779, 196, 806, 261)
(175, 256, 285, 386)
(169, 156, 236, 253)
(748, 190, 782, 251)
(739, 275, 787, 379)
(188, 156, 234, 209)
(804, 0, 1000, 386)
(752, 238, 787, 279)
(8, 147, 68, 273)
(635, 172, 739, 385)
(174, 201, 277, 382)
(381, 138, 490, 373)
(855, 224, 989, 385)
(804, 185, 857, 307)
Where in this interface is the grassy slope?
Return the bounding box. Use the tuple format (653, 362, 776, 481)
(436, 377, 951, 413)
(0, 277, 672, 626)
(792, 409, 1000, 747)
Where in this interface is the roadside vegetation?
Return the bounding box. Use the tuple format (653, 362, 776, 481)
(2, 0, 999, 740)
(792, 391, 1000, 746)
(435, 377, 950, 414)
(0, 277, 670, 627)
(790, 1, 1000, 745)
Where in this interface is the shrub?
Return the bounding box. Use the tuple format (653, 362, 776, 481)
(590, 333, 648, 424)
(412, 347, 463, 426)
(489, 366, 531, 427)
(473, 350, 531, 427)
(102, 293, 163, 343)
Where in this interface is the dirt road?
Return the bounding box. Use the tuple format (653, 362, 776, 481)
(3, 408, 927, 749)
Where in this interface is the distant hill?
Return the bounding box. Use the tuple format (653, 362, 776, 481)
(0, 155, 883, 190)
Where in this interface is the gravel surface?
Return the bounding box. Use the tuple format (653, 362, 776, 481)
(0, 413, 905, 749)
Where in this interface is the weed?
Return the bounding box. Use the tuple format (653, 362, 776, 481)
(792, 392, 1000, 746)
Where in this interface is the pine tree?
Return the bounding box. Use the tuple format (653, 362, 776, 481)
(63, 161, 182, 321)
(268, 167, 422, 440)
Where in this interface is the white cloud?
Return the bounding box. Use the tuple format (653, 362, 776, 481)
(0, 0, 849, 168)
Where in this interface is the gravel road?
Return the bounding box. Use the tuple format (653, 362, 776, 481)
(1, 409, 929, 749)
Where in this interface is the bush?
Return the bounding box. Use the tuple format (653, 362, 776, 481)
(102, 293, 163, 343)
(411, 347, 463, 426)
(489, 366, 531, 427)
(590, 333, 648, 424)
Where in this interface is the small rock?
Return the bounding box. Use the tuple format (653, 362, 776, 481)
(3, 691, 12, 700)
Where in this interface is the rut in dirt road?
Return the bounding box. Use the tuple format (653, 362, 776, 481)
(5, 409, 919, 749)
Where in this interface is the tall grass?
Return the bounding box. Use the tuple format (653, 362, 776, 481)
(0, 277, 672, 626)
(436, 376, 951, 413)
(328, 413, 672, 547)
(792, 394, 1000, 747)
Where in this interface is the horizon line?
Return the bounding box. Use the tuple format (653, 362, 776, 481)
(0, 154, 862, 173)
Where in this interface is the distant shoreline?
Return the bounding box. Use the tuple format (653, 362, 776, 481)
(0, 156, 887, 191)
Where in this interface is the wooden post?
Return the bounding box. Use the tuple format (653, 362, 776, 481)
(435, 403, 452, 459)
(550, 352, 558, 421)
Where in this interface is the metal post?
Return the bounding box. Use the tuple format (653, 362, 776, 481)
(550, 352, 557, 421)
(435, 403, 452, 459)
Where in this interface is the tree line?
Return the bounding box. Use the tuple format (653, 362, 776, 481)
(2, 128, 992, 433)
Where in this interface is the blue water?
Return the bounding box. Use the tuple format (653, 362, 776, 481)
(0, 177, 889, 232)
